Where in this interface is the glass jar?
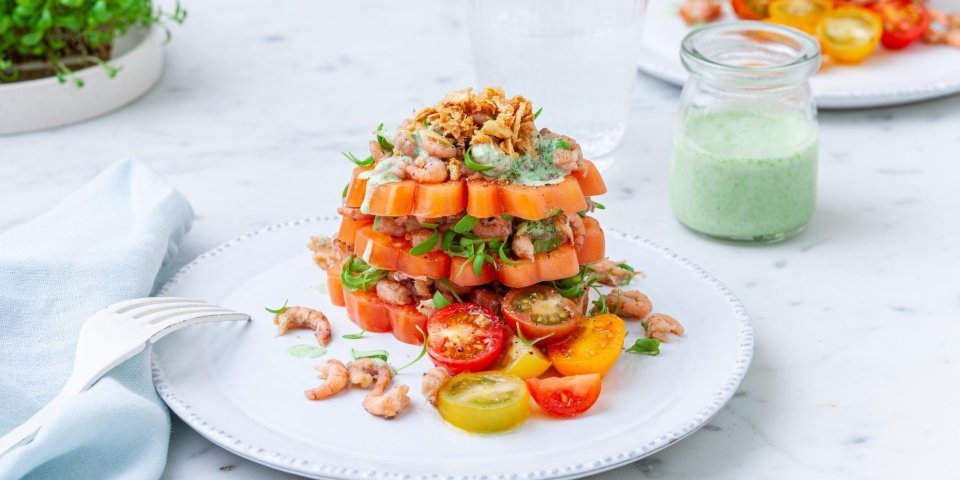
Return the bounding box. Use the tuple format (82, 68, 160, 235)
(670, 22, 821, 243)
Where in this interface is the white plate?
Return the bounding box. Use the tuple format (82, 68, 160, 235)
(638, 0, 960, 109)
(152, 216, 753, 480)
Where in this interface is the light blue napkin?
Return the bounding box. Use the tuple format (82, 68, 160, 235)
(0, 160, 194, 480)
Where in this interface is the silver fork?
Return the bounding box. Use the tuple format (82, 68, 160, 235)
(0, 297, 250, 455)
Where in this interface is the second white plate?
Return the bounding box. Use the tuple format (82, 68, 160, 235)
(152, 216, 753, 479)
(639, 0, 960, 109)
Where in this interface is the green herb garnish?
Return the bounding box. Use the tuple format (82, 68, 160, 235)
(343, 151, 375, 167)
(373, 215, 381, 230)
(342, 329, 366, 340)
(341, 183, 349, 199)
(464, 148, 494, 172)
(625, 338, 661, 356)
(515, 322, 553, 346)
(409, 230, 440, 255)
(640, 321, 649, 332)
(593, 201, 606, 210)
(423, 119, 431, 126)
(394, 326, 428, 372)
(533, 107, 543, 119)
(435, 279, 463, 302)
(497, 241, 519, 265)
(265, 299, 289, 314)
(453, 215, 479, 234)
(556, 139, 571, 150)
(351, 348, 389, 362)
(433, 291, 451, 309)
(375, 123, 394, 152)
(340, 255, 387, 292)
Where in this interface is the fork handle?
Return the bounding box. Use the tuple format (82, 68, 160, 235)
(0, 384, 83, 455)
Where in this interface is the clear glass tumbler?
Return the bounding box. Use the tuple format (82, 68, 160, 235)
(671, 22, 820, 244)
(466, 0, 647, 161)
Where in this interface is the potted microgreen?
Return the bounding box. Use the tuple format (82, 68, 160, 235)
(0, 0, 186, 134)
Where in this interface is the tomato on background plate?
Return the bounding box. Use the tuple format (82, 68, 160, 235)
(732, 0, 772, 19)
(817, 5, 884, 63)
(502, 285, 581, 345)
(437, 371, 531, 433)
(767, 0, 833, 34)
(427, 303, 505, 374)
(527, 374, 603, 418)
(547, 313, 627, 376)
(869, 0, 931, 49)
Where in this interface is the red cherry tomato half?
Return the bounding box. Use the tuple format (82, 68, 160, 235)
(870, 0, 931, 50)
(502, 285, 581, 345)
(526, 374, 603, 418)
(426, 303, 506, 375)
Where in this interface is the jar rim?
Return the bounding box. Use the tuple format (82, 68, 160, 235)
(680, 21, 821, 75)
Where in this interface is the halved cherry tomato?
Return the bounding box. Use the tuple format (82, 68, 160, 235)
(337, 216, 372, 245)
(341, 289, 427, 344)
(574, 161, 607, 196)
(427, 303, 506, 374)
(449, 256, 497, 286)
(437, 371, 530, 433)
(767, 0, 832, 34)
(526, 374, 602, 418)
(818, 6, 883, 63)
(343, 289, 391, 333)
(870, 0, 931, 50)
(327, 263, 345, 307)
(498, 244, 581, 288)
(547, 313, 627, 376)
(494, 335, 552, 379)
(732, 0, 771, 19)
(577, 216, 605, 264)
(502, 285, 581, 345)
(353, 226, 451, 279)
(343, 166, 372, 209)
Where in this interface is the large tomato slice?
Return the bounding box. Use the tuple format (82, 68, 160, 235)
(465, 176, 587, 221)
(449, 256, 497, 286)
(343, 166, 372, 209)
(337, 216, 372, 245)
(353, 226, 451, 279)
(427, 303, 506, 374)
(577, 216, 605, 264)
(502, 285, 580, 345)
(327, 263, 345, 307)
(818, 6, 883, 64)
(526, 374, 603, 418)
(341, 289, 427, 344)
(497, 244, 581, 288)
(869, 0, 930, 50)
(574, 161, 607, 196)
(547, 313, 627, 376)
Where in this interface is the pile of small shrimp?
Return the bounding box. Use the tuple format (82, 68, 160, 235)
(272, 305, 415, 419)
(591, 259, 685, 343)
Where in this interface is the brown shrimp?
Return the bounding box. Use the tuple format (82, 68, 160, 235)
(347, 358, 392, 390)
(555, 213, 585, 249)
(305, 360, 348, 400)
(541, 128, 585, 173)
(511, 234, 535, 261)
(337, 206, 374, 221)
(394, 130, 419, 157)
(646, 313, 685, 342)
(421, 367, 451, 407)
(376, 280, 414, 306)
(418, 130, 458, 159)
(307, 236, 342, 271)
(410, 229, 441, 253)
(590, 259, 640, 287)
(471, 216, 512, 239)
(362, 384, 411, 419)
(605, 289, 652, 319)
(406, 155, 449, 183)
(275, 306, 332, 346)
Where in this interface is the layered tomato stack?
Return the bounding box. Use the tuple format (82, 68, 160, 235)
(312, 87, 610, 346)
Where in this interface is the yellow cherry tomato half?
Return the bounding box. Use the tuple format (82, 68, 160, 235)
(767, 0, 832, 34)
(437, 371, 531, 434)
(817, 6, 883, 64)
(546, 313, 627, 376)
(494, 335, 553, 380)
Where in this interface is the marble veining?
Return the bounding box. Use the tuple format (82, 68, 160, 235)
(1, 0, 959, 478)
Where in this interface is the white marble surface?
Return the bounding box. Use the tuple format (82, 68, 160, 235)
(2, 0, 959, 478)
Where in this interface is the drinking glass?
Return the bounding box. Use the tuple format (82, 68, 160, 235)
(466, 0, 647, 162)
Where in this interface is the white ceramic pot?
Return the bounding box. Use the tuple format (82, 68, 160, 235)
(0, 26, 164, 134)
